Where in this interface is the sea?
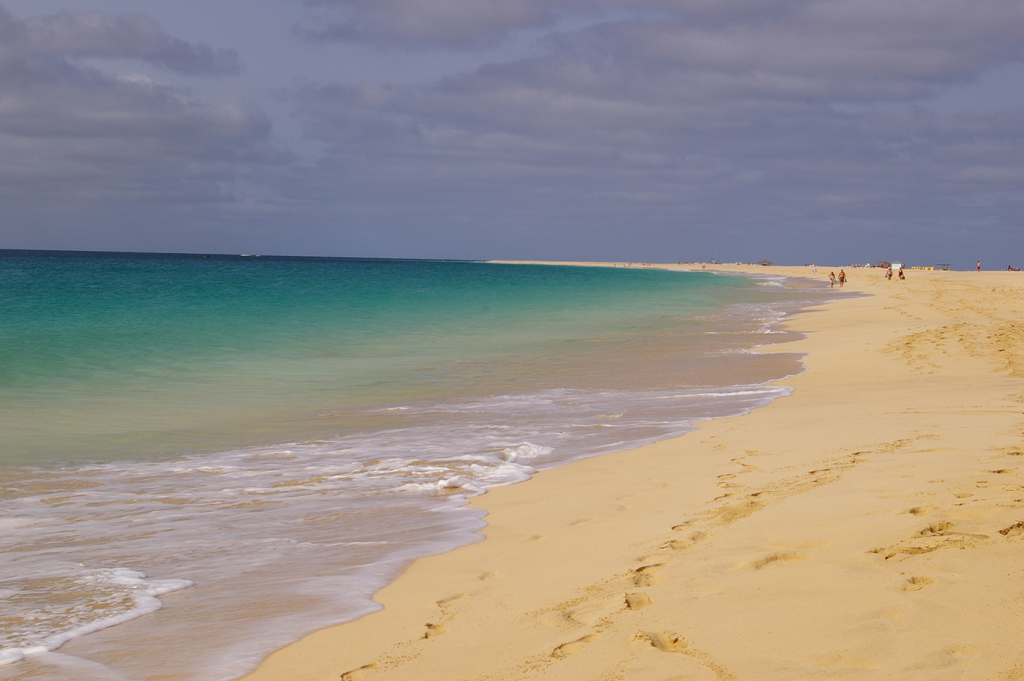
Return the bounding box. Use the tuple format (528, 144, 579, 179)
(0, 251, 830, 681)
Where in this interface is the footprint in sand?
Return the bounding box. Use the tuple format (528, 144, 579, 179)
(751, 552, 809, 570)
(877, 521, 988, 561)
(902, 576, 935, 592)
(423, 623, 447, 639)
(437, 593, 467, 607)
(671, 520, 698, 531)
(999, 521, 1024, 537)
(906, 506, 936, 516)
(570, 518, 594, 526)
(919, 521, 955, 536)
(717, 474, 744, 489)
(631, 630, 689, 653)
(662, 531, 709, 551)
(478, 571, 500, 581)
(625, 592, 652, 610)
(715, 500, 762, 524)
(551, 634, 599, 659)
(633, 563, 668, 586)
(340, 662, 378, 680)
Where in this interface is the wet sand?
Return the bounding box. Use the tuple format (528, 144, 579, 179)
(241, 264, 1024, 681)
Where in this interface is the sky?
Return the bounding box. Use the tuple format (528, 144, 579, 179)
(0, 0, 1022, 267)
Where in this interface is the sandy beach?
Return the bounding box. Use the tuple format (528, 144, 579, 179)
(242, 264, 1024, 681)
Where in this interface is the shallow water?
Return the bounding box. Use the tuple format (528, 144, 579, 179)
(0, 253, 828, 680)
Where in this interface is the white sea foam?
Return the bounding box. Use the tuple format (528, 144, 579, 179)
(0, 568, 191, 665)
(0, 383, 793, 676)
(502, 443, 552, 462)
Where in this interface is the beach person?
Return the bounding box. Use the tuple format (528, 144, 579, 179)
(838, 269, 846, 287)
(812, 263, 817, 273)
(886, 266, 892, 280)
(977, 260, 981, 271)
(898, 268, 905, 280)
(829, 271, 836, 288)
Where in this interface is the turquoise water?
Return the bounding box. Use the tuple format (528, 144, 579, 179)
(2, 252, 773, 464)
(0, 252, 824, 681)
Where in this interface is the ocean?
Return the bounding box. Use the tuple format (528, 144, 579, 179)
(0, 252, 827, 680)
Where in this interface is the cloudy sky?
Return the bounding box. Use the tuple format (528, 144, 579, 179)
(1, 0, 1022, 266)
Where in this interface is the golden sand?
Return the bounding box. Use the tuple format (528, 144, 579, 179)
(242, 264, 1024, 681)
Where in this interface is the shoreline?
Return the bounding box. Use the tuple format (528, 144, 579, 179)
(242, 264, 1024, 680)
(0, 260, 810, 681)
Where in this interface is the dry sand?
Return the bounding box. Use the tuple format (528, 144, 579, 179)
(241, 264, 1024, 681)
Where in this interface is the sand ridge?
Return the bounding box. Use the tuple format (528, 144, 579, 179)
(242, 265, 1024, 681)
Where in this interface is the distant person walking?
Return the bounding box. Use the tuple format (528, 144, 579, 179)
(898, 267, 905, 280)
(886, 266, 893, 280)
(977, 260, 981, 271)
(838, 269, 846, 287)
(829, 271, 836, 288)
(812, 263, 817, 273)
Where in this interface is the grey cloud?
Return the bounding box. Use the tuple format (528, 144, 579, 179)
(296, 0, 814, 49)
(300, 0, 1024, 104)
(300, 0, 560, 48)
(0, 6, 240, 75)
(0, 86, 276, 202)
(290, 0, 1024, 262)
(296, 0, 1024, 61)
(0, 5, 276, 204)
(603, 0, 1024, 100)
(4, 0, 1021, 264)
(296, 90, 1024, 262)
